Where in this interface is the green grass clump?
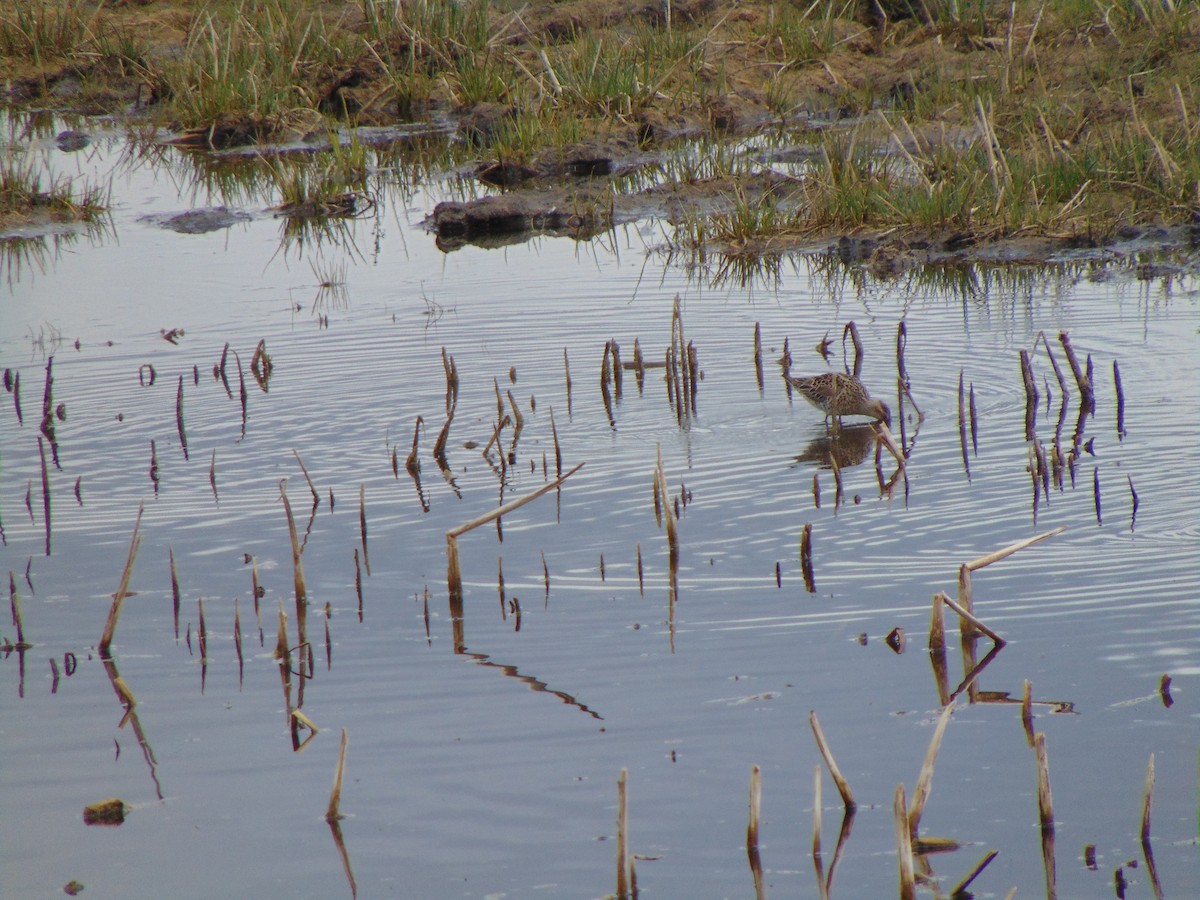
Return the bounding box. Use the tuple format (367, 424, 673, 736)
(1, 148, 107, 225)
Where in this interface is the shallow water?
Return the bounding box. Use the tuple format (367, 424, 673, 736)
(2, 122, 1199, 899)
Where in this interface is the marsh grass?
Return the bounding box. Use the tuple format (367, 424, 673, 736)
(3, 0, 1198, 242)
(1, 146, 108, 225)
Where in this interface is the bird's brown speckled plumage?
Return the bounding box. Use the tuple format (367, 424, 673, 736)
(786, 371, 890, 425)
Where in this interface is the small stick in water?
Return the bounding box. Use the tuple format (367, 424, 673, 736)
(968, 382, 978, 454)
(234, 597, 243, 686)
(198, 597, 207, 662)
(928, 592, 945, 652)
(812, 473, 820, 509)
(209, 450, 218, 503)
(1093, 467, 1102, 525)
(957, 370, 970, 478)
(37, 437, 50, 556)
(1022, 679, 1035, 746)
(354, 549, 363, 622)
(747, 765, 765, 900)
(541, 551, 550, 607)
(896, 320, 909, 386)
(907, 700, 955, 835)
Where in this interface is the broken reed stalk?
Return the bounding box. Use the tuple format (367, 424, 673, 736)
(746, 764, 763, 850)
(1034, 732, 1055, 833)
(800, 523, 815, 592)
(506, 389, 524, 456)
(968, 382, 978, 454)
(1057, 331, 1093, 410)
(359, 483, 370, 576)
(326, 728, 349, 822)
(842, 321, 863, 379)
(279, 481, 309, 649)
(197, 597, 207, 662)
(176, 375, 188, 460)
(274, 601, 288, 660)
(481, 414, 510, 459)
(1140, 752, 1155, 844)
(1019, 349, 1039, 406)
(636, 543, 644, 596)
(1114, 360, 1125, 437)
(1035, 330, 1067, 394)
(894, 784, 916, 900)
(938, 591, 1006, 646)
(896, 320, 909, 386)
(209, 449, 218, 502)
(1093, 466, 1102, 525)
(966, 526, 1066, 571)
(907, 700, 956, 836)
(753, 322, 764, 389)
(1022, 679, 1035, 746)
(957, 369, 970, 476)
(563, 348, 573, 414)
(611, 339, 624, 396)
(812, 764, 823, 860)
(928, 592, 946, 652)
(548, 406, 563, 477)
(9, 572, 26, 647)
(616, 768, 631, 898)
(406, 416, 423, 475)
(447, 462, 585, 539)
(953, 850, 999, 896)
(98, 504, 145, 656)
(809, 710, 856, 810)
(1128, 475, 1138, 530)
(234, 597, 243, 678)
(291, 449, 320, 504)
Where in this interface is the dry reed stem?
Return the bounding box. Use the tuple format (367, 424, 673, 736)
(800, 523, 815, 592)
(754, 322, 763, 389)
(894, 784, 916, 900)
(292, 449, 320, 504)
(506, 389, 524, 455)
(447, 462, 585, 538)
(482, 414, 510, 459)
(938, 591, 1006, 646)
(957, 369, 970, 475)
(928, 592, 946, 651)
(9, 572, 26, 647)
(359, 483, 370, 576)
(968, 382, 978, 453)
(167, 546, 181, 639)
(176, 375, 188, 460)
(549, 406, 562, 477)
(234, 598, 243, 677)
(274, 601, 288, 660)
(1114, 360, 1125, 437)
(37, 437, 50, 555)
(636, 544, 644, 596)
(958, 565, 974, 629)
(198, 598, 207, 662)
(966, 526, 1066, 571)
(842, 322, 863, 379)
(563, 348, 572, 414)
(1140, 752, 1155, 844)
(616, 768, 631, 898)
(812, 766, 825, 895)
(209, 449, 218, 501)
(1057, 331, 1092, 407)
(1034, 732, 1054, 833)
(1093, 467, 1102, 524)
(809, 710, 855, 810)
(406, 416, 423, 475)
(98, 504, 144, 656)
(747, 764, 762, 849)
(279, 483, 309, 641)
(326, 728, 349, 822)
(1022, 679, 1035, 746)
(874, 421, 906, 470)
(907, 700, 956, 835)
(953, 850, 999, 896)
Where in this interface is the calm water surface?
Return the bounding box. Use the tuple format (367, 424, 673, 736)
(1, 125, 1198, 899)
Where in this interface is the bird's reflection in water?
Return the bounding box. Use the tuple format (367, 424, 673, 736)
(793, 423, 878, 470)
